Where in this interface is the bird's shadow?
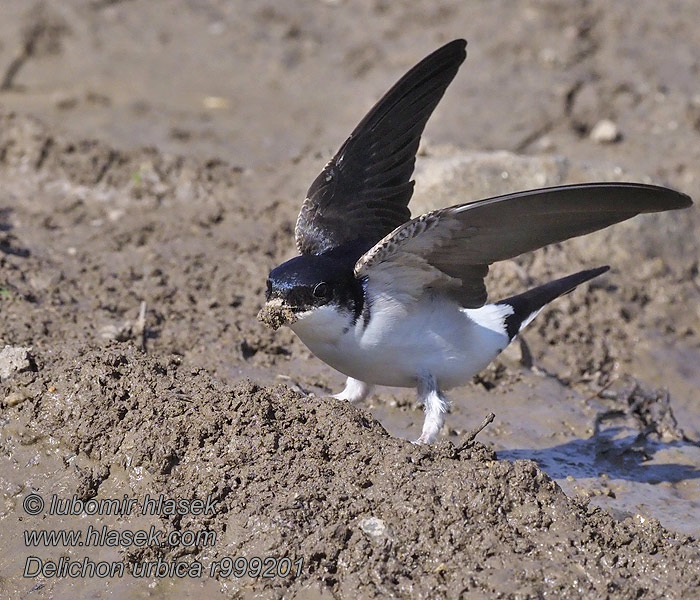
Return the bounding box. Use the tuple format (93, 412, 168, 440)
(498, 429, 700, 484)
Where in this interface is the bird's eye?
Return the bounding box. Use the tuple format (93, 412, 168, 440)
(313, 282, 330, 298)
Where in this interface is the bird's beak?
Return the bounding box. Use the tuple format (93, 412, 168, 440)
(257, 297, 298, 330)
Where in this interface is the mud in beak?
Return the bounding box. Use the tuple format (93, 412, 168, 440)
(257, 297, 298, 330)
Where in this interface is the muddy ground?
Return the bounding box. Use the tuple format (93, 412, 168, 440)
(1, 1, 699, 598)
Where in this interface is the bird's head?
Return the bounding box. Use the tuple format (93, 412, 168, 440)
(257, 253, 362, 331)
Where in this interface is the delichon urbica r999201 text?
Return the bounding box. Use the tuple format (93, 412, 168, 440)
(258, 39, 692, 444)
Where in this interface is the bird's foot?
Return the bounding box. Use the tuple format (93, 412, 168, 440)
(411, 431, 438, 445)
(332, 377, 373, 403)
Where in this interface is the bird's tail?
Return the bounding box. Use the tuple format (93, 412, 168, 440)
(497, 266, 609, 340)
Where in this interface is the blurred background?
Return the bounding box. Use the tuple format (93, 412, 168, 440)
(1, 0, 699, 201)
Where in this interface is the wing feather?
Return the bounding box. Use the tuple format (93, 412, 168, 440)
(355, 182, 692, 307)
(295, 39, 467, 255)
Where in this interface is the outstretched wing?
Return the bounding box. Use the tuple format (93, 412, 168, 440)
(295, 39, 467, 255)
(354, 182, 693, 307)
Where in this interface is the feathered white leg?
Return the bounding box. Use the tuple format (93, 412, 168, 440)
(413, 374, 450, 445)
(333, 377, 373, 403)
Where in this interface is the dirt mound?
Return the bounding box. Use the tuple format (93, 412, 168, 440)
(3, 343, 697, 599)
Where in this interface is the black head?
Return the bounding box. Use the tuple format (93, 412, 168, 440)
(259, 252, 364, 329)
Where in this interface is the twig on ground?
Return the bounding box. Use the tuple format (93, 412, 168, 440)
(455, 412, 495, 454)
(583, 377, 617, 402)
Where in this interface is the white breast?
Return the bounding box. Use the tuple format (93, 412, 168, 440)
(289, 298, 512, 389)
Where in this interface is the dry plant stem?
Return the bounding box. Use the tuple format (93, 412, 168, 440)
(584, 377, 618, 402)
(456, 412, 495, 454)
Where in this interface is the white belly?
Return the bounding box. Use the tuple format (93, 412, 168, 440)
(289, 298, 512, 389)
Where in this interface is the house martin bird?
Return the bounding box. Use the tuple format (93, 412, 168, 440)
(258, 39, 693, 444)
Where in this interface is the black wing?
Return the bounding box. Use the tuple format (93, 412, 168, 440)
(295, 39, 467, 255)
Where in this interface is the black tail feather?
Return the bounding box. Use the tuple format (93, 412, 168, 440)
(498, 266, 610, 340)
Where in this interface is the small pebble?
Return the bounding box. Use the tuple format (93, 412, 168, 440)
(590, 119, 620, 144)
(202, 96, 230, 110)
(3, 390, 28, 407)
(358, 516, 388, 538)
(0, 346, 33, 380)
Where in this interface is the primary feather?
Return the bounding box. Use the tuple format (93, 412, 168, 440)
(295, 39, 467, 255)
(354, 182, 692, 307)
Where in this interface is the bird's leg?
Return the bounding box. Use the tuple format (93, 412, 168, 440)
(413, 374, 450, 445)
(333, 377, 373, 403)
